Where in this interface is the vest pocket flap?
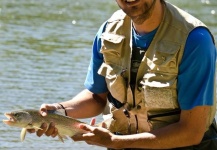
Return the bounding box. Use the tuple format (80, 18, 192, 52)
(155, 41, 180, 54)
(98, 62, 123, 77)
(98, 63, 127, 103)
(141, 72, 177, 88)
(101, 32, 125, 44)
(151, 41, 181, 67)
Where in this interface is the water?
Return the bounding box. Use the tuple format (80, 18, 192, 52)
(0, 0, 216, 149)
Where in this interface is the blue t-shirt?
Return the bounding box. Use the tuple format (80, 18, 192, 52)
(84, 22, 216, 110)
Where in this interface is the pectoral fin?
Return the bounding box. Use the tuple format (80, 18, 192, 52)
(57, 133, 64, 143)
(20, 128, 27, 142)
(33, 126, 43, 130)
(57, 134, 68, 143)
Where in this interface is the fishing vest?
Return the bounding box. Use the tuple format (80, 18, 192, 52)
(98, 2, 216, 135)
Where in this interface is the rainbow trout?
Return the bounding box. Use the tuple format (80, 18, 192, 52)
(2, 109, 89, 142)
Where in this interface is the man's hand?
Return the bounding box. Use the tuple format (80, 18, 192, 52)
(72, 118, 114, 148)
(27, 103, 60, 137)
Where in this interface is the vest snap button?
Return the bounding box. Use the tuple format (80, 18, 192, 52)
(123, 109, 130, 118)
(137, 86, 142, 91)
(136, 105, 141, 110)
(137, 80, 143, 91)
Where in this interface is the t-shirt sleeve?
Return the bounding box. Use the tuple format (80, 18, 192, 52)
(178, 27, 216, 110)
(84, 22, 108, 94)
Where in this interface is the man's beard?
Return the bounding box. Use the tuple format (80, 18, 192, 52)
(131, 0, 157, 25)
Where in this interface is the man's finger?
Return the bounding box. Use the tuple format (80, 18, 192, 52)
(40, 104, 48, 116)
(90, 118, 96, 126)
(72, 132, 94, 141)
(40, 103, 57, 116)
(27, 129, 36, 133)
(36, 123, 47, 137)
(71, 134, 83, 141)
(101, 122, 107, 128)
(45, 122, 56, 136)
(51, 128, 58, 138)
(79, 124, 94, 132)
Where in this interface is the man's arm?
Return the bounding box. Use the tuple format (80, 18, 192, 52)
(112, 106, 210, 149)
(29, 89, 108, 137)
(73, 105, 210, 149)
(59, 89, 108, 119)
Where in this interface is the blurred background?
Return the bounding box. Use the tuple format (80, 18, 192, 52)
(0, 0, 216, 149)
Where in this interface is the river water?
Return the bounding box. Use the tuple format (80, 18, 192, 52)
(0, 0, 216, 149)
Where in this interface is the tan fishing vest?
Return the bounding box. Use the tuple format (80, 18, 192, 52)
(98, 2, 216, 135)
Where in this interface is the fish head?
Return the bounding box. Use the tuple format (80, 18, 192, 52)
(3, 110, 33, 128)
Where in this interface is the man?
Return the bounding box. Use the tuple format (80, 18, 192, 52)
(29, 0, 217, 149)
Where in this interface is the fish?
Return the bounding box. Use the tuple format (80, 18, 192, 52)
(2, 109, 89, 142)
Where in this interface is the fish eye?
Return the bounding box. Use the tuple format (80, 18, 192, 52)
(14, 113, 19, 117)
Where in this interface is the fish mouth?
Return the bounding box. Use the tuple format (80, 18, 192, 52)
(2, 113, 17, 125)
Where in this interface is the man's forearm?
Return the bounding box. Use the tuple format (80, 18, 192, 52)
(111, 122, 196, 149)
(59, 89, 108, 119)
(111, 106, 210, 149)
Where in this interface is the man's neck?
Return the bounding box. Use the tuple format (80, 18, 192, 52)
(133, 1, 165, 35)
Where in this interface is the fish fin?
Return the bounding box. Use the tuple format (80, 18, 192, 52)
(61, 135, 68, 139)
(33, 126, 43, 130)
(20, 128, 27, 142)
(57, 134, 64, 143)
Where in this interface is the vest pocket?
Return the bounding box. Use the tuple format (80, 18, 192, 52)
(148, 41, 181, 73)
(140, 41, 180, 110)
(140, 73, 179, 110)
(98, 62, 127, 103)
(100, 33, 125, 63)
(143, 86, 177, 109)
